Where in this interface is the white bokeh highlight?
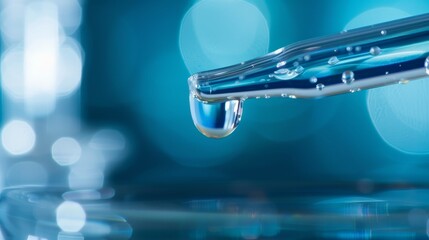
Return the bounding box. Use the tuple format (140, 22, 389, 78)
(1, 120, 36, 155)
(56, 201, 86, 233)
(51, 137, 82, 166)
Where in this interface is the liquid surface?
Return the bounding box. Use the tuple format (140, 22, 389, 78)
(188, 13, 429, 138)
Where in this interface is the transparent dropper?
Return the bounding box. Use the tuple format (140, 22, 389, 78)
(188, 13, 429, 138)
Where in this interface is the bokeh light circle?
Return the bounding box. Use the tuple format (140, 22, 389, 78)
(51, 137, 82, 166)
(1, 119, 36, 155)
(56, 201, 86, 233)
(345, 8, 429, 153)
(179, 0, 269, 73)
(1, 47, 25, 99)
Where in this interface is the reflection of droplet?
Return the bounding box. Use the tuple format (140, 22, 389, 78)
(316, 83, 325, 91)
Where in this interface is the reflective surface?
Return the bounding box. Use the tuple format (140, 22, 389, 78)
(6, 186, 429, 239)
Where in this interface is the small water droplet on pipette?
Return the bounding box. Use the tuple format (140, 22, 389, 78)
(355, 46, 362, 52)
(281, 93, 288, 98)
(425, 57, 429, 75)
(304, 55, 311, 61)
(289, 95, 296, 99)
(381, 30, 387, 35)
(385, 71, 389, 75)
(276, 61, 286, 68)
(369, 46, 381, 56)
(310, 76, 318, 83)
(328, 56, 339, 65)
(316, 83, 325, 91)
(346, 46, 353, 52)
(294, 65, 304, 74)
(342, 70, 355, 84)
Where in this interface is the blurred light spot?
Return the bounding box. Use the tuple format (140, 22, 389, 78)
(408, 208, 427, 228)
(0, 1, 26, 44)
(56, 0, 82, 34)
(68, 168, 104, 190)
(1, 120, 36, 155)
(51, 137, 82, 166)
(57, 232, 84, 240)
(6, 161, 47, 186)
(344, 8, 429, 154)
(56, 201, 86, 233)
(89, 129, 126, 151)
(179, 0, 269, 73)
(1, 48, 26, 99)
(56, 42, 83, 97)
(23, 1, 60, 116)
(344, 8, 410, 30)
(27, 236, 47, 240)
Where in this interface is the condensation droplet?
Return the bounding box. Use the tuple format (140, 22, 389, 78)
(316, 83, 325, 91)
(310, 76, 318, 84)
(370, 46, 382, 56)
(328, 56, 339, 65)
(342, 70, 355, 84)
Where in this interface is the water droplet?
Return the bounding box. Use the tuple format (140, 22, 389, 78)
(273, 68, 300, 80)
(346, 46, 353, 52)
(293, 61, 299, 67)
(425, 57, 429, 75)
(349, 88, 361, 93)
(342, 70, 355, 84)
(294, 65, 304, 74)
(268, 74, 274, 78)
(304, 55, 311, 61)
(276, 61, 286, 68)
(369, 46, 381, 56)
(385, 71, 389, 75)
(328, 56, 339, 65)
(310, 76, 318, 83)
(355, 46, 362, 52)
(281, 93, 288, 98)
(264, 94, 270, 99)
(381, 30, 387, 35)
(190, 96, 243, 138)
(289, 95, 297, 99)
(316, 83, 325, 91)
(238, 75, 245, 80)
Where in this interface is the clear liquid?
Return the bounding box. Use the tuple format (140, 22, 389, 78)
(189, 13, 429, 138)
